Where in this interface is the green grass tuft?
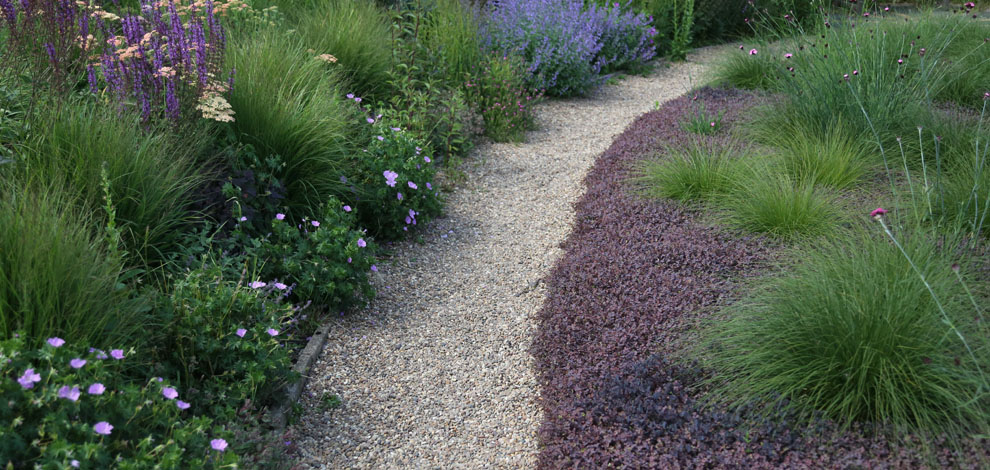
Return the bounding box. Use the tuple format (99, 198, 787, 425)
(724, 169, 842, 240)
(762, 119, 874, 190)
(696, 225, 990, 437)
(227, 27, 361, 214)
(635, 139, 748, 201)
(0, 181, 148, 348)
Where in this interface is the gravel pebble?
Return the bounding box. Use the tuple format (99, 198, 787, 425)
(292, 48, 725, 469)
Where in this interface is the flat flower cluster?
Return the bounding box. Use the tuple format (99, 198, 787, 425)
(1, 334, 239, 468)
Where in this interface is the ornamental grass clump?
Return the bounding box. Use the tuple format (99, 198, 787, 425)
(0, 182, 145, 348)
(634, 138, 747, 201)
(724, 169, 842, 240)
(697, 223, 990, 438)
(480, 0, 656, 96)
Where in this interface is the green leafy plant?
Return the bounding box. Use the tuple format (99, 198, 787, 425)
(465, 53, 542, 142)
(349, 121, 444, 239)
(669, 0, 695, 61)
(681, 100, 724, 135)
(250, 197, 378, 309)
(0, 334, 239, 468)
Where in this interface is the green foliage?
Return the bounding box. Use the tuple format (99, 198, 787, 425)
(149, 263, 297, 418)
(464, 53, 542, 142)
(0, 183, 147, 349)
(635, 139, 747, 201)
(696, 226, 990, 436)
(226, 27, 360, 214)
(381, 6, 474, 160)
(251, 197, 377, 309)
(350, 121, 444, 239)
(296, 0, 393, 99)
(681, 100, 724, 135)
(422, 0, 484, 84)
(14, 101, 210, 266)
(0, 335, 239, 468)
(714, 50, 781, 90)
(724, 170, 842, 240)
(669, 0, 695, 61)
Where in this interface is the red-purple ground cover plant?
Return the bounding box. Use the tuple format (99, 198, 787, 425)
(532, 87, 990, 469)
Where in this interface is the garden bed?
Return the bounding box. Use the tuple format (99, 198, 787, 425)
(533, 86, 990, 469)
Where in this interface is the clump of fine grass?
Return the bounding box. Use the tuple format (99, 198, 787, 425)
(0, 181, 147, 348)
(696, 224, 990, 437)
(422, 0, 483, 85)
(295, 0, 393, 99)
(759, 118, 874, 190)
(15, 101, 209, 267)
(227, 27, 361, 213)
(714, 49, 782, 90)
(634, 138, 748, 201)
(723, 170, 842, 240)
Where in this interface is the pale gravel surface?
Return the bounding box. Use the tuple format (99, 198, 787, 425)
(292, 47, 726, 469)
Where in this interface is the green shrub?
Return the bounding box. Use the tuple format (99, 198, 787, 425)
(697, 226, 990, 436)
(15, 102, 209, 266)
(250, 197, 378, 309)
(382, 6, 475, 159)
(634, 139, 747, 201)
(0, 334, 239, 468)
(0, 183, 146, 349)
(226, 28, 360, 214)
(150, 263, 297, 417)
(295, 0, 393, 99)
(724, 170, 842, 240)
(465, 53, 542, 142)
(349, 121, 445, 239)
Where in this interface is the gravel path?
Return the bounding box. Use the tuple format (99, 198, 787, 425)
(292, 47, 725, 469)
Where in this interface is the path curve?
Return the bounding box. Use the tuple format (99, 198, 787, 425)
(293, 48, 724, 469)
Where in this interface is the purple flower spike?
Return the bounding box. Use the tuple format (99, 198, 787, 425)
(211, 438, 228, 452)
(93, 421, 113, 436)
(47, 337, 65, 348)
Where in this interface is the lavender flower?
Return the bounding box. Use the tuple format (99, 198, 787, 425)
(47, 337, 65, 348)
(162, 387, 178, 400)
(58, 385, 81, 402)
(17, 368, 41, 389)
(93, 421, 113, 436)
(88, 383, 106, 395)
(211, 438, 228, 452)
(236, 328, 247, 337)
(70, 358, 87, 369)
(110, 349, 125, 360)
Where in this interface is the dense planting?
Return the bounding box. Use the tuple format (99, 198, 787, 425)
(0, 0, 667, 466)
